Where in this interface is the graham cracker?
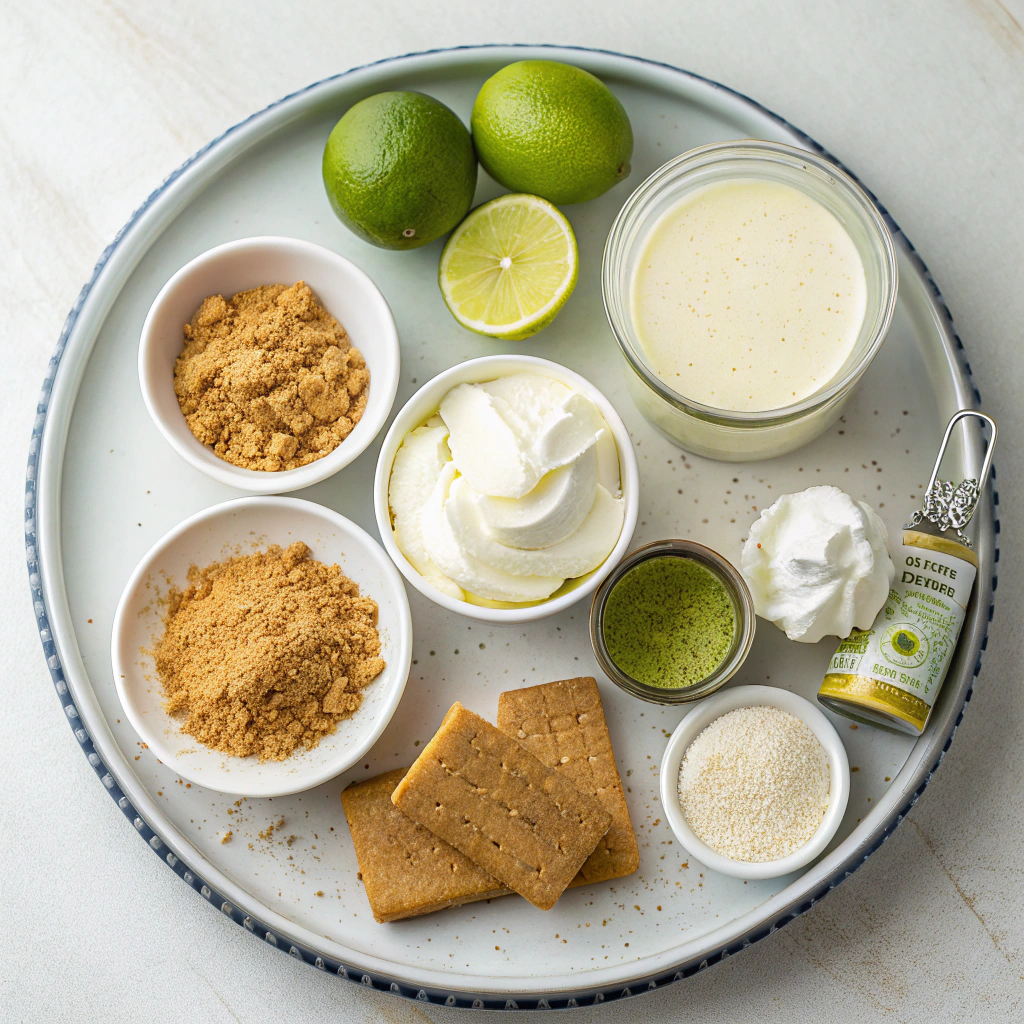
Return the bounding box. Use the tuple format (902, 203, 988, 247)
(391, 702, 612, 910)
(498, 677, 638, 887)
(341, 767, 509, 923)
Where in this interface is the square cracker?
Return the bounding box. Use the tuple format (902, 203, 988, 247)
(498, 677, 638, 887)
(341, 767, 509, 923)
(392, 702, 612, 910)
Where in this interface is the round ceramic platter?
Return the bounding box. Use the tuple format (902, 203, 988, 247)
(28, 45, 996, 1010)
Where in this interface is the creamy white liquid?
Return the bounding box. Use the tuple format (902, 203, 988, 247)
(631, 178, 867, 412)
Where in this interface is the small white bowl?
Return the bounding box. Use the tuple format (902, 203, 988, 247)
(373, 355, 640, 624)
(659, 685, 851, 880)
(139, 237, 400, 494)
(111, 497, 412, 797)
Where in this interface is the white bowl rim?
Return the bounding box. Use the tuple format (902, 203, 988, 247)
(659, 684, 851, 880)
(110, 495, 413, 797)
(372, 353, 641, 623)
(138, 235, 400, 495)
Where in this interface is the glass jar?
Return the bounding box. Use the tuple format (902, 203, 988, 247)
(589, 539, 755, 705)
(601, 140, 898, 462)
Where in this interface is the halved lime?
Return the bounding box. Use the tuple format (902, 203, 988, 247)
(438, 193, 578, 340)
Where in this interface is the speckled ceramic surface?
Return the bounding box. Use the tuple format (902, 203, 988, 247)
(28, 46, 995, 1009)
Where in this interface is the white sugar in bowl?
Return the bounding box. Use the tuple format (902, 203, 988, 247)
(660, 685, 850, 880)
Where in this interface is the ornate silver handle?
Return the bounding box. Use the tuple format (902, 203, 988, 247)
(904, 409, 997, 547)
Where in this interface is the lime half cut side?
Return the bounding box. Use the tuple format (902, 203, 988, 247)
(439, 193, 578, 340)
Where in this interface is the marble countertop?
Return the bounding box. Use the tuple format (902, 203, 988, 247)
(2, 1, 1022, 1021)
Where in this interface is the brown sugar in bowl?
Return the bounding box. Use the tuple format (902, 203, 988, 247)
(139, 237, 399, 494)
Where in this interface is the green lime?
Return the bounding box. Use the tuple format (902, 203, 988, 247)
(322, 91, 477, 250)
(438, 193, 578, 340)
(471, 61, 633, 205)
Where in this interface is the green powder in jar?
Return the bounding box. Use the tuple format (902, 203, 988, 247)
(602, 556, 736, 688)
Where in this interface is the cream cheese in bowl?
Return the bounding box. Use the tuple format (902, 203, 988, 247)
(374, 354, 639, 623)
(389, 372, 625, 604)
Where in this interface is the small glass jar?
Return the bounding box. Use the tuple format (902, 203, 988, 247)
(590, 539, 755, 705)
(602, 140, 898, 462)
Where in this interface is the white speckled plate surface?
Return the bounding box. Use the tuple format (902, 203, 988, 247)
(29, 45, 995, 1010)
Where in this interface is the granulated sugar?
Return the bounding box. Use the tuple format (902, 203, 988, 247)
(677, 705, 830, 862)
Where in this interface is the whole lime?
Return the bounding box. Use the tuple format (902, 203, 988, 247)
(471, 61, 633, 205)
(322, 91, 477, 250)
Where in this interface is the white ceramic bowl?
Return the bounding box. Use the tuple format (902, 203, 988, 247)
(373, 354, 640, 624)
(139, 236, 400, 494)
(111, 496, 412, 797)
(659, 684, 851, 880)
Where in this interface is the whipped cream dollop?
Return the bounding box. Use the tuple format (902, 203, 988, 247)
(389, 373, 625, 604)
(740, 485, 894, 643)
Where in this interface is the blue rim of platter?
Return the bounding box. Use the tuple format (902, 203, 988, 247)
(25, 44, 999, 1010)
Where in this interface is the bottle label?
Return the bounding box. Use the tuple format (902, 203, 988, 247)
(827, 541, 976, 708)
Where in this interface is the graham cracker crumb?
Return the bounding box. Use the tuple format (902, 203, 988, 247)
(259, 817, 286, 841)
(153, 543, 384, 762)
